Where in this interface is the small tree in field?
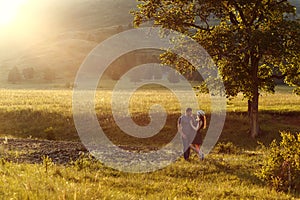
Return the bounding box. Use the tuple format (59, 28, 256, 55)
(133, 0, 300, 137)
(43, 68, 56, 82)
(8, 67, 22, 83)
(22, 67, 35, 80)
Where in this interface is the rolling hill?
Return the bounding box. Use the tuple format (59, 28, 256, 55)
(0, 0, 299, 87)
(0, 0, 137, 86)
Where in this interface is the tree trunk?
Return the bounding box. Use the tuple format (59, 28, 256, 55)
(247, 100, 251, 117)
(249, 87, 260, 138)
(249, 54, 261, 138)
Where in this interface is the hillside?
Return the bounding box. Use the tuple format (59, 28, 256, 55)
(0, 0, 299, 87)
(0, 0, 137, 86)
(0, 27, 125, 86)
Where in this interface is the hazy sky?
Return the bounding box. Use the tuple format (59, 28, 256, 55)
(0, 0, 299, 60)
(0, 0, 130, 59)
(0, 0, 70, 57)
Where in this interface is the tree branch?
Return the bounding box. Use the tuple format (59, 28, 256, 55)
(267, 0, 288, 11)
(249, 1, 261, 25)
(271, 71, 300, 79)
(231, 0, 248, 26)
(271, 74, 286, 79)
(183, 22, 214, 31)
(229, 12, 239, 25)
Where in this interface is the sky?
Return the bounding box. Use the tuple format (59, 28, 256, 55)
(0, 0, 135, 59)
(0, 0, 93, 59)
(0, 0, 299, 61)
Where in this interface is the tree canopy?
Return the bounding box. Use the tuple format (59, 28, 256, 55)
(133, 0, 300, 137)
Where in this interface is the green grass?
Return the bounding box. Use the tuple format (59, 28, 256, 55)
(0, 87, 299, 147)
(0, 86, 299, 147)
(0, 152, 296, 200)
(0, 86, 299, 199)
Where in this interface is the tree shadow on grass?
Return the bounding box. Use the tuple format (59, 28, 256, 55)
(0, 109, 299, 151)
(206, 157, 300, 198)
(206, 157, 264, 186)
(216, 111, 300, 150)
(0, 109, 78, 141)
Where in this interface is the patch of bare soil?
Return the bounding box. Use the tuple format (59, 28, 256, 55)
(0, 138, 88, 164)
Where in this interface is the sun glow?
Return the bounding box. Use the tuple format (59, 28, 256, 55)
(0, 0, 27, 27)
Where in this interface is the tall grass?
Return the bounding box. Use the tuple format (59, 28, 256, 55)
(0, 87, 299, 149)
(0, 153, 296, 199)
(0, 87, 299, 199)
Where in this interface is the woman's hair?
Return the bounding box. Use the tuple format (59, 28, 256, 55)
(198, 113, 206, 129)
(201, 115, 206, 129)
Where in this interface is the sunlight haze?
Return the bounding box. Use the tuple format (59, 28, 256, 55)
(0, 0, 27, 27)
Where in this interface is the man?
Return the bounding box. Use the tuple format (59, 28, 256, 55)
(177, 108, 196, 161)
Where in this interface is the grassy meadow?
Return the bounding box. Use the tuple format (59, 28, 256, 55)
(0, 0, 299, 199)
(0, 86, 299, 147)
(0, 152, 295, 200)
(0, 86, 299, 199)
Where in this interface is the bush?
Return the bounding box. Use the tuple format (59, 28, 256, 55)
(214, 142, 239, 154)
(70, 153, 94, 171)
(44, 127, 56, 140)
(256, 131, 300, 193)
(42, 156, 53, 173)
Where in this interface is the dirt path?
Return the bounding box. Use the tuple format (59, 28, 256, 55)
(0, 138, 163, 165)
(0, 138, 88, 164)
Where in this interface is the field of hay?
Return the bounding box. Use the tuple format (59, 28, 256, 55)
(0, 86, 299, 199)
(0, 86, 299, 146)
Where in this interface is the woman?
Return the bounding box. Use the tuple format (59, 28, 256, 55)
(190, 110, 206, 160)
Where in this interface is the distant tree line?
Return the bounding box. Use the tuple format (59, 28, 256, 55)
(7, 66, 57, 84)
(104, 48, 205, 84)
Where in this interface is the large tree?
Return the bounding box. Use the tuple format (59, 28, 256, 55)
(133, 0, 300, 137)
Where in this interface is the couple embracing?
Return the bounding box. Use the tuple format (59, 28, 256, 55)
(177, 108, 206, 161)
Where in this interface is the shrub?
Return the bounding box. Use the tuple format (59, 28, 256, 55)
(42, 155, 53, 173)
(256, 131, 300, 193)
(70, 153, 94, 171)
(0, 157, 7, 166)
(214, 142, 239, 154)
(44, 127, 55, 140)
